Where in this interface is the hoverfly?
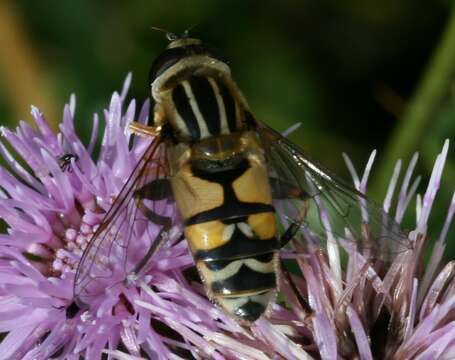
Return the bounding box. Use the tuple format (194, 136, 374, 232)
(73, 32, 412, 324)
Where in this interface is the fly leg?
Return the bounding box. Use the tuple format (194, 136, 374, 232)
(134, 178, 173, 226)
(271, 178, 312, 312)
(279, 201, 309, 248)
(269, 177, 306, 201)
(132, 178, 174, 274)
(269, 177, 309, 248)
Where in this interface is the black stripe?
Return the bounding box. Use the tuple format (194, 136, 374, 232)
(244, 110, 257, 129)
(191, 156, 249, 181)
(185, 202, 274, 226)
(223, 216, 247, 224)
(233, 299, 267, 322)
(172, 83, 200, 140)
(218, 80, 237, 132)
(205, 252, 274, 271)
(210, 263, 276, 294)
(195, 226, 278, 261)
(186, 157, 275, 225)
(189, 76, 220, 135)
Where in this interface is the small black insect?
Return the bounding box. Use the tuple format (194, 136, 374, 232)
(58, 153, 79, 172)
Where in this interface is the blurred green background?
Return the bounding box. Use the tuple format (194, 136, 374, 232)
(0, 1, 454, 257)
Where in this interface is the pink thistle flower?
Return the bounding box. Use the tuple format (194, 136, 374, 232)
(0, 75, 453, 359)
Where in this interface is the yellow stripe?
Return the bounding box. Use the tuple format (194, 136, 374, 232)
(182, 80, 210, 138)
(207, 77, 229, 134)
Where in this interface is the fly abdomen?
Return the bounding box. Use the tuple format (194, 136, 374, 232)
(187, 211, 280, 322)
(168, 130, 280, 322)
(197, 251, 279, 322)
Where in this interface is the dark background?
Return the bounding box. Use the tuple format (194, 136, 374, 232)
(0, 1, 454, 257)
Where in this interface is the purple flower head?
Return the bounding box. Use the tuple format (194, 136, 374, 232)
(0, 75, 453, 359)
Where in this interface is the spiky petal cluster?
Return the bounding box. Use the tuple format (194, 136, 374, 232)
(0, 75, 453, 359)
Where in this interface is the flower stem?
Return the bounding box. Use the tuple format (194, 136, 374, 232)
(372, 9, 455, 196)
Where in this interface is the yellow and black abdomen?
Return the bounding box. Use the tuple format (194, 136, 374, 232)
(170, 137, 279, 323)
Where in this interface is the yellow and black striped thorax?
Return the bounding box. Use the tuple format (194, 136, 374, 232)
(149, 38, 251, 142)
(169, 75, 243, 141)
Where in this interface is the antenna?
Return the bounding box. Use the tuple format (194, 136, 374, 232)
(182, 23, 199, 38)
(150, 26, 179, 42)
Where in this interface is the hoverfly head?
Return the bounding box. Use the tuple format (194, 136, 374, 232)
(148, 27, 227, 84)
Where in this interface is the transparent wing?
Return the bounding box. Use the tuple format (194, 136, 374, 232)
(74, 137, 179, 306)
(257, 124, 413, 262)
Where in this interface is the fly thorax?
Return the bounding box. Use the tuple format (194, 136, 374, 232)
(164, 75, 246, 142)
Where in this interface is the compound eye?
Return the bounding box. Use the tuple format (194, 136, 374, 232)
(148, 47, 186, 84)
(204, 45, 228, 65)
